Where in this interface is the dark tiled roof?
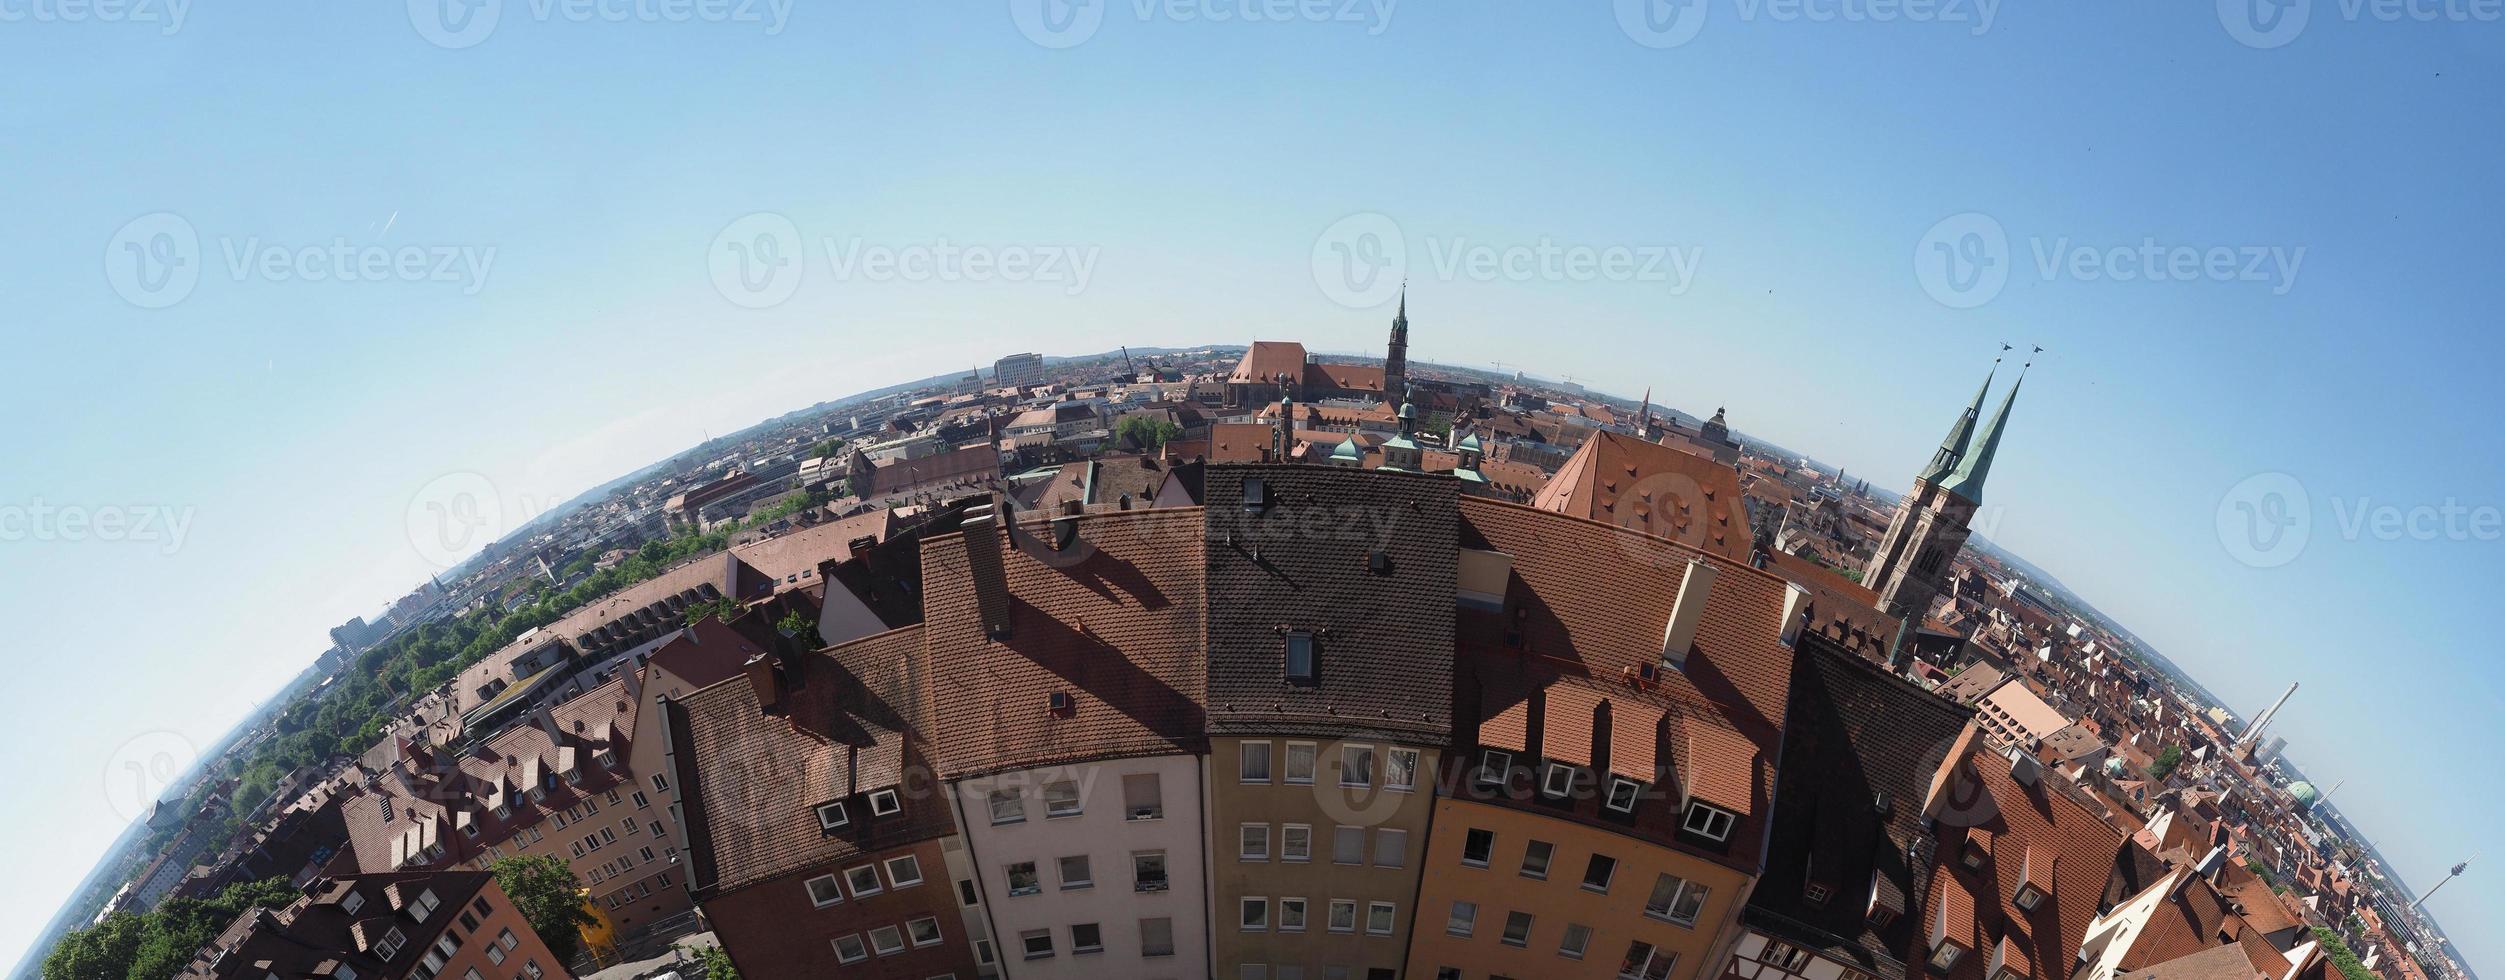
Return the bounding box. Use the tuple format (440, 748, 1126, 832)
(1744, 634, 1975, 980)
(1200, 464, 1457, 741)
(674, 626, 954, 896)
(919, 506, 1208, 777)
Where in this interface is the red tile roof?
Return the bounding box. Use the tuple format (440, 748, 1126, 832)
(1530, 430, 1752, 562)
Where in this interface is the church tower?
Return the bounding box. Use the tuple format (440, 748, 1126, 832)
(1865, 363, 2024, 628)
(1383, 282, 1410, 405)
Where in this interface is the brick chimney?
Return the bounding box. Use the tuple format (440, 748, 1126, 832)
(960, 501, 1013, 639)
(1660, 558, 1718, 670)
(742, 652, 785, 716)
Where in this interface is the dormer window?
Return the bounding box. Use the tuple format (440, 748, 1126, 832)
(1604, 777, 1641, 814)
(1477, 750, 1512, 790)
(816, 801, 849, 831)
(868, 788, 903, 817)
(1928, 941, 1964, 972)
(2013, 882, 2045, 911)
(1540, 762, 1575, 797)
(374, 927, 407, 961)
(1804, 882, 1832, 905)
(1681, 803, 1738, 842)
(1962, 846, 1987, 871)
(1284, 632, 1317, 685)
(593, 749, 616, 769)
(340, 891, 365, 916)
(1242, 477, 1269, 513)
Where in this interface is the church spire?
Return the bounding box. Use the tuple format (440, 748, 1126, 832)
(1939, 362, 2024, 504)
(1383, 281, 1410, 406)
(1915, 363, 1996, 486)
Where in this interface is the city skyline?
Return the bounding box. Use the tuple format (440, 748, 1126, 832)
(5, 2, 2499, 976)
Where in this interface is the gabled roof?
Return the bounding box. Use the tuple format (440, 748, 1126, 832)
(1228, 341, 1309, 384)
(731, 507, 898, 590)
(1530, 430, 1751, 562)
(1919, 741, 2128, 980)
(1200, 465, 1457, 741)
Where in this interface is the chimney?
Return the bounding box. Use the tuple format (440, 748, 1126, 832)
(960, 502, 1014, 638)
(1777, 582, 1811, 647)
(742, 652, 785, 715)
(1660, 558, 1717, 670)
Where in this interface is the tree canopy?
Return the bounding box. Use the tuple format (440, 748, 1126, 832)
(491, 855, 597, 966)
(43, 877, 297, 980)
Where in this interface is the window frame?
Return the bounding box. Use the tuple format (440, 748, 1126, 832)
(1240, 895, 1270, 932)
(1582, 853, 1618, 893)
(843, 864, 883, 898)
(884, 854, 924, 889)
(1341, 744, 1376, 788)
(1683, 802, 1739, 842)
(1240, 741, 1274, 783)
(1460, 827, 1494, 867)
(804, 874, 844, 909)
(1240, 822, 1270, 861)
(815, 801, 849, 831)
(1284, 741, 1318, 784)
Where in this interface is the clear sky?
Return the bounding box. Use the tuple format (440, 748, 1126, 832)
(4, 1, 2498, 973)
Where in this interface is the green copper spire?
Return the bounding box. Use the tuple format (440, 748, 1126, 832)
(1915, 365, 1996, 486)
(1939, 366, 2023, 503)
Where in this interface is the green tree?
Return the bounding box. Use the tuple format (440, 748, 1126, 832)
(2314, 927, 2375, 980)
(2147, 745, 2185, 780)
(683, 596, 745, 627)
(776, 609, 814, 639)
(42, 913, 144, 980)
(491, 855, 598, 965)
(809, 438, 846, 460)
(678, 943, 741, 980)
(1115, 415, 1184, 450)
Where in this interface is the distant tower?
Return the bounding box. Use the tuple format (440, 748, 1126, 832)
(1638, 387, 1661, 440)
(2242, 682, 2299, 751)
(1699, 407, 1730, 446)
(1866, 361, 2023, 630)
(2413, 860, 2471, 910)
(1383, 282, 1410, 406)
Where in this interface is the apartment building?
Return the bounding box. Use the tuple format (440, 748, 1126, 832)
(1200, 465, 1460, 980)
(669, 625, 984, 979)
(177, 870, 571, 980)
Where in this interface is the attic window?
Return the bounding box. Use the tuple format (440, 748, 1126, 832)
(1803, 882, 1832, 905)
(1242, 477, 1269, 513)
(1284, 632, 1317, 685)
(2014, 881, 2046, 911)
(1604, 777, 1641, 813)
(868, 788, 903, 817)
(1928, 940, 1964, 972)
(1681, 802, 1738, 842)
(816, 801, 850, 831)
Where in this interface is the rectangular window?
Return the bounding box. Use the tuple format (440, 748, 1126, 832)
(1284, 742, 1317, 784)
(1341, 745, 1375, 787)
(1240, 823, 1270, 861)
(1386, 748, 1419, 791)
(1333, 825, 1366, 865)
(884, 854, 924, 888)
(1021, 929, 1054, 960)
(1582, 854, 1617, 893)
(1560, 923, 1593, 959)
(805, 875, 842, 908)
(1461, 828, 1493, 867)
(1133, 850, 1169, 892)
(840, 864, 880, 898)
(1542, 762, 1575, 797)
(1241, 741, 1273, 783)
(1070, 922, 1103, 954)
(1373, 828, 1407, 868)
(988, 789, 1024, 825)
(1123, 773, 1164, 820)
(1279, 897, 1308, 932)
(958, 878, 979, 906)
(1521, 839, 1554, 879)
(631, 791, 650, 809)
(1328, 899, 1358, 933)
(832, 934, 867, 963)
(1285, 632, 1316, 683)
(1501, 910, 1534, 947)
(1929, 943, 1963, 971)
(1044, 780, 1083, 818)
(1005, 861, 1041, 897)
(1477, 749, 1512, 789)
(1282, 824, 1312, 862)
(1606, 777, 1642, 813)
(1367, 901, 1394, 936)
(908, 916, 943, 948)
(1645, 873, 1709, 926)
(1621, 941, 1676, 980)
(1446, 900, 1477, 937)
(1058, 854, 1093, 890)
(815, 801, 849, 831)
(1140, 916, 1176, 957)
(867, 788, 901, 816)
(1240, 896, 1270, 931)
(1683, 803, 1738, 842)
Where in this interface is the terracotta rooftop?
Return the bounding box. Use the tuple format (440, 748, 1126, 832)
(1920, 740, 2128, 980)
(1529, 429, 1751, 562)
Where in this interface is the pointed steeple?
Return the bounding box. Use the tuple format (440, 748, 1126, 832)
(1383, 281, 1410, 407)
(1915, 364, 1996, 486)
(1939, 364, 2023, 503)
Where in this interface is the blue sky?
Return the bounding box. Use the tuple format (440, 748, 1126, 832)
(4, 1, 2499, 972)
